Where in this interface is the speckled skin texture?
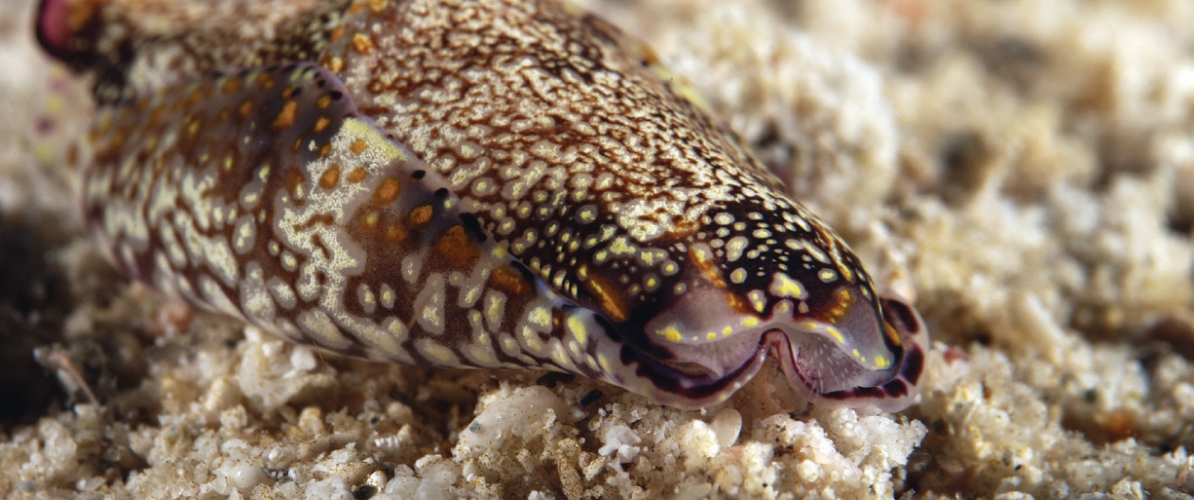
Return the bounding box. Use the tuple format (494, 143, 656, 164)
(45, 0, 928, 410)
(8, 0, 1194, 497)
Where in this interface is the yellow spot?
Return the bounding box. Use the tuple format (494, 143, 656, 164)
(425, 343, 454, 363)
(598, 355, 612, 373)
(352, 33, 374, 54)
(553, 345, 570, 366)
(362, 209, 379, 229)
(771, 274, 806, 299)
(742, 317, 759, 328)
(828, 326, 845, 343)
(656, 326, 682, 342)
(722, 326, 733, 336)
(368, 0, 388, 11)
(522, 329, 543, 352)
(875, 356, 890, 369)
(567, 315, 588, 344)
(706, 332, 717, 341)
(328, 56, 344, 73)
(529, 307, 551, 328)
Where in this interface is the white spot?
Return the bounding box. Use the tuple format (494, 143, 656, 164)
(233, 214, 257, 255)
(358, 282, 377, 315)
(725, 236, 749, 262)
(268, 276, 297, 309)
(413, 274, 446, 335)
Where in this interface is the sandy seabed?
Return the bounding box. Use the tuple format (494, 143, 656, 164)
(2, 0, 1194, 498)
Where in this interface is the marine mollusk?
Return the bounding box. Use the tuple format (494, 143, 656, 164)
(38, 0, 928, 410)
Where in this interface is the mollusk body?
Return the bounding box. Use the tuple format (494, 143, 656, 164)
(39, 0, 928, 410)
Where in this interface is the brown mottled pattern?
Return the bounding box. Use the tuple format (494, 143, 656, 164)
(324, 0, 875, 329)
(48, 0, 930, 410)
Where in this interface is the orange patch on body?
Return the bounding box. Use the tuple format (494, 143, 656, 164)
(313, 116, 331, 133)
(665, 218, 700, 239)
(293, 213, 336, 232)
(256, 72, 275, 90)
(350, 140, 368, 154)
(489, 266, 530, 296)
(581, 272, 629, 322)
(408, 205, 434, 227)
(316, 95, 332, 109)
(435, 225, 480, 267)
(688, 246, 726, 288)
(272, 100, 297, 129)
(384, 224, 409, 244)
(221, 76, 241, 94)
(239, 100, 253, 117)
(347, 167, 369, 183)
(319, 164, 340, 190)
(186, 88, 207, 105)
(371, 177, 402, 206)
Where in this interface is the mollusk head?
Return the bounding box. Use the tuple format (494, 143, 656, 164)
(591, 204, 928, 411)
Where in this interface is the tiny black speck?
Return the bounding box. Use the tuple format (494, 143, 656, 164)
(459, 213, 488, 242)
(412, 170, 426, 179)
(579, 390, 603, 407)
(353, 484, 376, 500)
(536, 371, 575, 388)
